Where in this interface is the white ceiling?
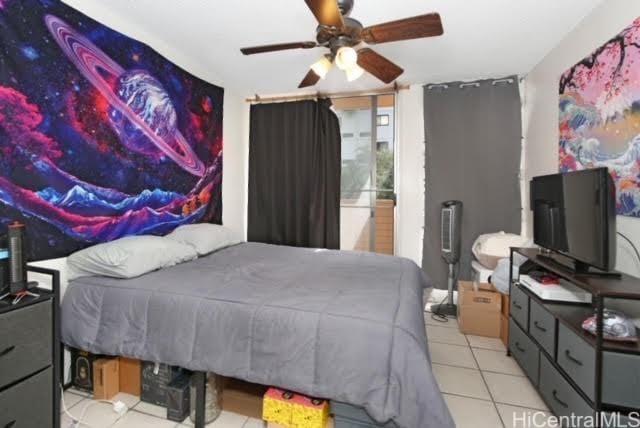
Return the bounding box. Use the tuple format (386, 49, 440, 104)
(64, 0, 604, 96)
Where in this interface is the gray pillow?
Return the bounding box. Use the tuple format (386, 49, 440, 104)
(166, 223, 242, 256)
(67, 235, 198, 280)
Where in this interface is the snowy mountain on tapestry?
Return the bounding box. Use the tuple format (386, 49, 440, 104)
(559, 17, 640, 217)
(0, 0, 224, 260)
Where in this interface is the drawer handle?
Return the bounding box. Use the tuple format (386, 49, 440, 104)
(513, 301, 523, 310)
(564, 350, 583, 366)
(514, 342, 526, 353)
(552, 390, 569, 408)
(4, 420, 16, 428)
(0, 346, 15, 358)
(533, 321, 547, 333)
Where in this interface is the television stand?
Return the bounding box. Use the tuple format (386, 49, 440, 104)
(537, 254, 621, 279)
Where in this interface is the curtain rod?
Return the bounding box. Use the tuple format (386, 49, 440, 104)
(426, 77, 521, 90)
(246, 83, 410, 104)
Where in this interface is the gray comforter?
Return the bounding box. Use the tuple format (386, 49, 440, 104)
(62, 243, 454, 428)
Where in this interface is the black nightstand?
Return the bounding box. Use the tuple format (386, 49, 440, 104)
(0, 267, 61, 428)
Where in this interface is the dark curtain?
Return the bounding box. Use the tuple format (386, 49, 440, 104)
(248, 99, 341, 249)
(422, 77, 522, 289)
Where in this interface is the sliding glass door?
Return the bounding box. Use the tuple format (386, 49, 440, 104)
(333, 94, 395, 254)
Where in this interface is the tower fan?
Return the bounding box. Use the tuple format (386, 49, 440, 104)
(432, 201, 462, 317)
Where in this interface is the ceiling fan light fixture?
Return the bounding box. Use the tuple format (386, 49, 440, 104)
(335, 46, 358, 71)
(310, 56, 333, 79)
(345, 64, 364, 82)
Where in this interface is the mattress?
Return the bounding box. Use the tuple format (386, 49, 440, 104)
(61, 242, 454, 428)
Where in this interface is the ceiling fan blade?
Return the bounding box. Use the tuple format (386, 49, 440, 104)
(357, 48, 404, 84)
(362, 13, 443, 44)
(241, 41, 317, 55)
(304, 0, 344, 28)
(298, 69, 321, 88)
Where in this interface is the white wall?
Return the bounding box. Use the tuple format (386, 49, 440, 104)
(221, 92, 250, 240)
(523, 0, 640, 278)
(395, 86, 425, 265)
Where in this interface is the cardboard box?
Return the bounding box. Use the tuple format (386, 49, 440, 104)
(457, 281, 502, 338)
(118, 357, 141, 396)
(500, 314, 509, 347)
(501, 294, 510, 316)
(223, 378, 267, 420)
(500, 294, 510, 347)
(93, 358, 119, 400)
(71, 349, 100, 393)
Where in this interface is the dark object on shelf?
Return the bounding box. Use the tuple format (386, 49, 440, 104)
(8, 222, 27, 293)
(432, 200, 462, 317)
(71, 349, 100, 393)
(0, 266, 61, 428)
(530, 168, 617, 276)
(582, 309, 638, 343)
(529, 270, 560, 285)
(166, 373, 192, 422)
(141, 361, 186, 406)
(6, 223, 39, 303)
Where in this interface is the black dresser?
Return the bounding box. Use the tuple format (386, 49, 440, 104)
(508, 248, 640, 427)
(0, 267, 61, 428)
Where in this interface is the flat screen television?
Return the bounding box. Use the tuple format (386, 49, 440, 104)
(530, 168, 616, 273)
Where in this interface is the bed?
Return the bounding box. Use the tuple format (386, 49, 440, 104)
(61, 242, 454, 428)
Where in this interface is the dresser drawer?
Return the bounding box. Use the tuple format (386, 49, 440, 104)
(602, 351, 640, 409)
(529, 299, 556, 357)
(510, 283, 529, 330)
(0, 300, 52, 389)
(556, 324, 595, 400)
(0, 367, 53, 428)
(509, 319, 539, 385)
(539, 354, 593, 423)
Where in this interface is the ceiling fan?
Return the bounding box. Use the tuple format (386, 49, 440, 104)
(240, 0, 444, 88)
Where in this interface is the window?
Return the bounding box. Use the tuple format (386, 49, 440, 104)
(376, 114, 389, 126)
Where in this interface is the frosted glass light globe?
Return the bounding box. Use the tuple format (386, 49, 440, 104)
(310, 56, 332, 79)
(335, 47, 358, 71)
(346, 65, 364, 82)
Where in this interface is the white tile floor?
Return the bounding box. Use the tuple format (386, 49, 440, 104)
(425, 313, 549, 428)
(60, 312, 548, 428)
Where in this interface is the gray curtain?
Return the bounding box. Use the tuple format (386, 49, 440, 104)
(248, 99, 341, 249)
(422, 77, 522, 289)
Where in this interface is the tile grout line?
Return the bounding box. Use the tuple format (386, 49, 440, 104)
(465, 334, 508, 428)
(442, 391, 495, 404)
(429, 336, 505, 351)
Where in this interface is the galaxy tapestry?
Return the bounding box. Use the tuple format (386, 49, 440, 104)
(0, 0, 224, 260)
(559, 17, 640, 217)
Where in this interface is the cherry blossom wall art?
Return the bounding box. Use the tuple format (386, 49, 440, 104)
(559, 17, 640, 217)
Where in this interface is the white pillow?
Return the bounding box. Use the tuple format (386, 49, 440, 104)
(67, 235, 198, 280)
(166, 223, 242, 256)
